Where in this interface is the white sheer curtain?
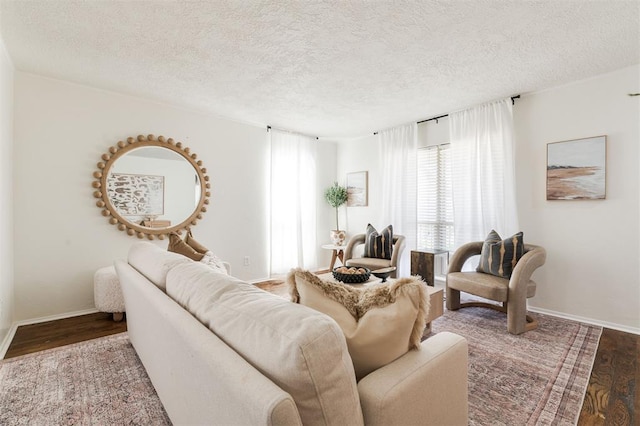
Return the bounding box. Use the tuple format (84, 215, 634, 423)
(449, 98, 519, 250)
(269, 129, 317, 275)
(378, 123, 418, 276)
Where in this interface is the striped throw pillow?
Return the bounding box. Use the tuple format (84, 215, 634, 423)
(476, 230, 524, 279)
(364, 224, 393, 260)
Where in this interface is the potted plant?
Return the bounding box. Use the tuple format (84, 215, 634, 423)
(324, 182, 348, 245)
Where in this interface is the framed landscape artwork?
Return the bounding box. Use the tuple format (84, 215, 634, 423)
(546, 136, 606, 200)
(347, 171, 368, 207)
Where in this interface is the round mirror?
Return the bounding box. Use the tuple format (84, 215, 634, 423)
(93, 134, 210, 239)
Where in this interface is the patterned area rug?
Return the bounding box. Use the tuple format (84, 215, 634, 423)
(428, 301, 602, 426)
(0, 297, 601, 426)
(0, 333, 171, 426)
(258, 280, 602, 425)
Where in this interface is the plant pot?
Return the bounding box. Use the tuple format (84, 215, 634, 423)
(330, 230, 346, 246)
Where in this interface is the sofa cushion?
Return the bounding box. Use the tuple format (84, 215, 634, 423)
(166, 262, 363, 426)
(364, 224, 393, 260)
(287, 269, 428, 380)
(476, 230, 524, 278)
(128, 242, 192, 291)
(447, 271, 509, 302)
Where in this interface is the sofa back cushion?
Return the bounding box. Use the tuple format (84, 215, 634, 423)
(166, 262, 363, 426)
(128, 242, 191, 291)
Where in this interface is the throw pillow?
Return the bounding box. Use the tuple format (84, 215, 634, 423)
(185, 230, 209, 254)
(364, 224, 393, 260)
(168, 232, 205, 261)
(287, 269, 429, 380)
(200, 252, 229, 275)
(476, 230, 524, 278)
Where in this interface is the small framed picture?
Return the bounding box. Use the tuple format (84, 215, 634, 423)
(547, 136, 606, 200)
(347, 171, 368, 207)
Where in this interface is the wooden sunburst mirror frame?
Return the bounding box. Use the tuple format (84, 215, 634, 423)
(92, 134, 210, 240)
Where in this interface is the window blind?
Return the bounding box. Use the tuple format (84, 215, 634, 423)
(417, 144, 454, 251)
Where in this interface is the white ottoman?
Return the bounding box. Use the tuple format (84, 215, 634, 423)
(94, 265, 125, 321)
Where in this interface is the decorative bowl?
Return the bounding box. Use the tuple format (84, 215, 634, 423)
(332, 266, 371, 284)
(371, 267, 396, 283)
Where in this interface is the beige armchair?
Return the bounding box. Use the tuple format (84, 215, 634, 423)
(344, 234, 406, 278)
(446, 242, 546, 335)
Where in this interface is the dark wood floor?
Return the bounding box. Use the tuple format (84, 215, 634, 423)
(3, 312, 127, 359)
(578, 328, 639, 426)
(2, 312, 638, 425)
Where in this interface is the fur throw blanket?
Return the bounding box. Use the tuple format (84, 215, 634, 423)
(287, 269, 429, 350)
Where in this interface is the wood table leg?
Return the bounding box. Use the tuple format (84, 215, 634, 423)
(329, 250, 338, 270)
(336, 249, 344, 266)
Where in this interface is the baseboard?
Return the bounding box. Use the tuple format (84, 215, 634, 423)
(528, 305, 640, 336)
(0, 308, 100, 360)
(0, 323, 18, 360)
(12, 308, 100, 328)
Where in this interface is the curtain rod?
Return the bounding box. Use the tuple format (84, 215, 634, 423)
(417, 95, 521, 124)
(374, 95, 521, 135)
(269, 95, 521, 138)
(266, 125, 318, 140)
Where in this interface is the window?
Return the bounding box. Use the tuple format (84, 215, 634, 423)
(417, 144, 454, 251)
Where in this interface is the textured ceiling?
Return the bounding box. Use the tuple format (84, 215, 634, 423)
(1, 1, 638, 138)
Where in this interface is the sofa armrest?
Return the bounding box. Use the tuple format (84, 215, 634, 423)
(357, 332, 468, 426)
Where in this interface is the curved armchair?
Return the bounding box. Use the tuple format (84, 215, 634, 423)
(446, 242, 546, 335)
(344, 234, 406, 278)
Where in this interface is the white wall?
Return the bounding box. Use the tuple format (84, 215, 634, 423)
(515, 65, 639, 333)
(338, 66, 640, 333)
(13, 72, 336, 321)
(335, 134, 382, 240)
(12, 73, 331, 321)
(0, 37, 14, 345)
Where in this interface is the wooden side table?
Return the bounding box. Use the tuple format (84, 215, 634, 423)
(321, 244, 347, 270)
(424, 287, 443, 334)
(411, 249, 449, 286)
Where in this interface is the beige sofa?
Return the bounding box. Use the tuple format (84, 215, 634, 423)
(115, 242, 469, 425)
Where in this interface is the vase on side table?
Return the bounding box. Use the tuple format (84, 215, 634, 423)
(330, 230, 346, 246)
